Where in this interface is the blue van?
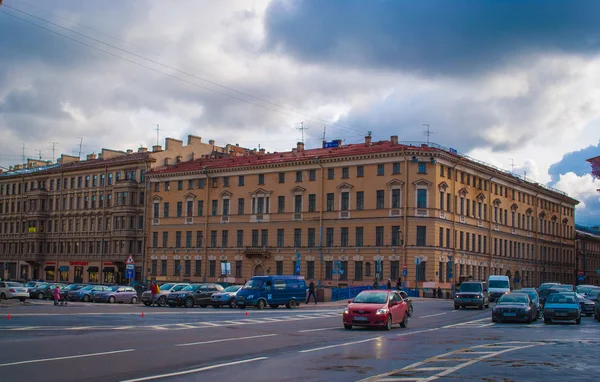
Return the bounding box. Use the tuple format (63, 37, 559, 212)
(236, 275, 306, 309)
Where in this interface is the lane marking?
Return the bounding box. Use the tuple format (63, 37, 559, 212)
(396, 328, 441, 337)
(442, 317, 490, 328)
(0, 349, 135, 368)
(200, 322, 220, 327)
(298, 327, 339, 333)
(299, 337, 379, 353)
(176, 334, 277, 347)
(120, 357, 268, 382)
(7, 309, 342, 317)
(418, 313, 446, 319)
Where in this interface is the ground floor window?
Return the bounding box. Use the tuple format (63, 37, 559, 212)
(74, 266, 83, 283)
(104, 272, 115, 284)
(59, 270, 69, 282)
(45, 270, 55, 281)
(89, 271, 99, 283)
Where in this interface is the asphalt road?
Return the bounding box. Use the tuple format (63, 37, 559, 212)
(0, 299, 598, 381)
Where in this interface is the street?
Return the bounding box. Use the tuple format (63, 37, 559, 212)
(0, 299, 598, 381)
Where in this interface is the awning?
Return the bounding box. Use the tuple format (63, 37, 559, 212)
(87, 266, 99, 272)
(103, 267, 115, 273)
(44, 266, 55, 271)
(59, 266, 69, 272)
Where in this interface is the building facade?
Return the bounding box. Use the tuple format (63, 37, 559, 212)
(0, 135, 226, 283)
(145, 136, 579, 290)
(576, 228, 600, 286)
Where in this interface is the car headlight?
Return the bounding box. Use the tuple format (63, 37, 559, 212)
(455, 295, 460, 299)
(476, 295, 481, 299)
(376, 308, 388, 315)
(344, 308, 349, 314)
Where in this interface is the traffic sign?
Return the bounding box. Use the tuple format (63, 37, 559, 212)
(295, 265, 301, 274)
(578, 275, 585, 282)
(578, 270, 584, 276)
(126, 269, 135, 279)
(126, 255, 135, 265)
(403, 264, 407, 270)
(414, 257, 421, 265)
(126, 264, 134, 270)
(402, 269, 408, 277)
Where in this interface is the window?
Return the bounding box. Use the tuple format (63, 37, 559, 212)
(377, 164, 384, 176)
(294, 194, 302, 213)
(391, 189, 401, 208)
(392, 162, 401, 174)
(416, 226, 427, 246)
(439, 227, 444, 247)
(174, 260, 181, 276)
(177, 202, 183, 217)
(340, 261, 348, 281)
(186, 200, 193, 217)
(341, 192, 349, 211)
(391, 261, 399, 281)
(277, 229, 284, 247)
(161, 260, 167, 276)
(325, 261, 333, 280)
(261, 229, 268, 246)
(341, 167, 349, 179)
(326, 193, 334, 211)
(326, 228, 334, 247)
(197, 200, 204, 216)
(355, 261, 363, 281)
(198, 179, 205, 189)
(356, 227, 364, 246)
(151, 260, 157, 275)
(164, 181, 169, 191)
(222, 230, 229, 247)
(376, 226, 384, 246)
(296, 171, 302, 182)
(376, 190, 384, 209)
(152, 232, 158, 248)
(235, 260, 242, 278)
(175, 232, 182, 248)
(307, 261, 315, 280)
(356, 191, 364, 210)
(417, 189, 427, 209)
(294, 229, 302, 247)
(258, 174, 265, 185)
(238, 176, 245, 186)
(237, 198, 245, 215)
(186, 231, 192, 248)
(446, 228, 451, 249)
(222, 177, 229, 187)
(163, 202, 170, 218)
(327, 168, 334, 179)
(211, 200, 218, 216)
(392, 226, 402, 246)
(162, 232, 168, 248)
(308, 194, 316, 212)
(209, 260, 216, 277)
(309, 169, 316, 181)
(341, 227, 349, 247)
(357, 165, 364, 177)
(252, 229, 259, 246)
(440, 165, 445, 177)
(177, 181, 183, 191)
(278, 196, 285, 213)
(210, 230, 217, 247)
(276, 261, 283, 275)
(418, 163, 426, 174)
(278, 172, 285, 184)
(194, 260, 202, 276)
(308, 228, 315, 247)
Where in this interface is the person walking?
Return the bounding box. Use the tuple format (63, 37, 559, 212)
(386, 278, 392, 290)
(437, 287, 443, 299)
(373, 278, 379, 290)
(53, 286, 61, 306)
(396, 277, 402, 290)
(305, 280, 317, 304)
(150, 281, 159, 306)
(433, 288, 437, 298)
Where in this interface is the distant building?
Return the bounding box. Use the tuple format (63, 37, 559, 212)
(145, 136, 579, 290)
(0, 135, 236, 283)
(587, 155, 600, 192)
(575, 227, 600, 286)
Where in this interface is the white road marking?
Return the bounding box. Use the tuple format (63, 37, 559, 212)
(200, 322, 221, 326)
(8, 309, 342, 317)
(418, 313, 447, 319)
(120, 357, 269, 382)
(0, 349, 135, 368)
(442, 317, 490, 329)
(176, 333, 277, 347)
(299, 337, 379, 353)
(298, 327, 339, 333)
(396, 328, 441, 337)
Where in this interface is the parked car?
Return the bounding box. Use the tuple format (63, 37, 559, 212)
(33, 283, 67, 300)
(543, 292, 581, 325)
(576, 285, 597, 296)
(586, 288, 600, 303)
(60, 284, 86, 300)
(168, 283, 224, 308)
(28, 283, 48, 298)
(94, 286, 138, 304)
(575, 293, 595, 317)
(25, 281, 45, 289)
(210, 285, 242, 308)
(398, 290, 413, 317)
(492, 293, 537, 323)
(538, 288, 562, 309)
(67, 285, 110, 302)
(141, 283, 190, 307)
(236, 275, 306, 309)
(343, 290, 409, 330)
(488, 275, 510, 302)
(515, 288, 542, 319)
(0, 281, 29, 301)
(454, 281, 490, 310)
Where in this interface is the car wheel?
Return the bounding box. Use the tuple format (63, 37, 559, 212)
(286, 299, 297, 309)
(131, 297, 138, 304)
(400, 313, 408, 328)
(344, 324, 353, 330)
(270, 304, 279, 309)
(185, 298, 195, 308)
(158, 296, 167, 307)
(479, 303, 484, 310)
(492, 317, 498, 323)
(143, 301, 152, 307)
(384, 315, 392, 330)
(408, 305, 413, 317)
(38, 292, 45, 300)
(109, 296, 116, 304)
(544, 319, 551, 324)
(83, 295, 90, 302)
(0, 292, 6, 300)
(257, 299, 266, 310)
(576, 317, 581, 325)
(229, 299, 238, 309)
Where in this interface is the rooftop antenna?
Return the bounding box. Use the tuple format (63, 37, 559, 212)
(296, 121, 308, 144)
(322, 126, 327, 142)
(21, 143, 26, 164)
(509, 158, 516, 173)
(422, 124, 434, 145)
(35, 150, 42, 160)
(76, 137, 84, 159)
(49, 142, 58, 162)
(154, 124, 160, 146)
(524, 170, 527, 180)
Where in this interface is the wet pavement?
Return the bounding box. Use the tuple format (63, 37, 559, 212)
(0, 300, 597, 381)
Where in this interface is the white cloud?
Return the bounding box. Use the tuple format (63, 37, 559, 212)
(553, 172, 600, 221)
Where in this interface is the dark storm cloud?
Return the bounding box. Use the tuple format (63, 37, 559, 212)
(548, 141, 600, 183)
(264, 0, 600, 76)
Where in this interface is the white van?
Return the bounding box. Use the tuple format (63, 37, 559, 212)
(488, 275, 510, 302)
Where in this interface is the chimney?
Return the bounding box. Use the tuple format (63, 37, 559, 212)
(138, 147, 148, 153)
(259, 148, 265, 156)
(291, 148, 298, 156)
(15, 165, 22, 170)
(297, 142, 305, 151)
(209, 139, 215, 146)
(365, 136, 372, 145)
(176, 155, 183, 163)
(390, 135, 398, 145)
(164, 157, 171, 166)
(126, 149, 133, 155)
(336, 139, 343, 147)
(87, 153, 97, 160)
(152, 145, 162, 152)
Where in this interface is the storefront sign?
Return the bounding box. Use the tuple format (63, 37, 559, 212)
(103, 262, 114, 266)
(70, 261, 89, 266)
(45, 262, 56, 265)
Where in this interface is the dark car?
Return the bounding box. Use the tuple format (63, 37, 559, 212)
(33, 283, 67, 299)
(167, 283, 224, 308)
(454, 281, 489, 310)
(575, 293, 595, 317)
(538, 288, 562, 309)
(492, 293, 537, 323)
(67, 285, 110, 302)
(515, 288, 541, 319)
(60, 284, 85, 300)
(94, 286, 138, 304)
(210, 285, 242, 308)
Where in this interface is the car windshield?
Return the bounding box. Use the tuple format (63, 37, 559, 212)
(7, 282, 23, 287)
(224, 286, 241, 292)
(243, 279, 264, 289)
(160, 283, 174, 290)
(515, 290, 538, 301)
(181, 285, 197, 291)
(25, 282, 38, 287)
(546, 294, 577, 304)
(498, 294, 529, 304)
(106, 286, 119, 291)
(586, 289, 600, 299)
(79, 285, 94, 291)
(459, 283, 482, 292)
(488, 280, 509, 289)
(353, 292, 389, 304)
(576, 286, 593, 294)
(575, 293, 588, 300)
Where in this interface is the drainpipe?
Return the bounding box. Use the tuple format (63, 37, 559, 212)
(203, 169, 210, 282)
(487, 176, 494, 282)
(533, 192, 540, 285)
(316, 157, 324, 288)
(450, 157, 463, 286)
(402, 149, 408, 289)
(141, 161, 150, 283)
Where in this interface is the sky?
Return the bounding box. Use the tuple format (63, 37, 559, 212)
(0, 0, 598, 225)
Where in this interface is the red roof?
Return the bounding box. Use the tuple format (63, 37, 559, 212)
(150, 140, 437, 175)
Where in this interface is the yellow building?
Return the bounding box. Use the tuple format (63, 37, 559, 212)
(0, 135, 233, 283)
(576, 228, 600, 286)
(145, 136, 579, 291)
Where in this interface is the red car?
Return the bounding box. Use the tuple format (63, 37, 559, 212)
(343, 290, 409, 330)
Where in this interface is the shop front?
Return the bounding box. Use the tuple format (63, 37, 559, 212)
(70, 262, 88, 283)
(44, 263, 56, 281)
(87, 266, 99, 283)
(58, 266, 69, 282)
(103, 263, 115, 284)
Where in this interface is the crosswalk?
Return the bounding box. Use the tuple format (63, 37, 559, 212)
(0, 312, 341, 332)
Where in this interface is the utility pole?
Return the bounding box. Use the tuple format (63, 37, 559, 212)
(509, 158, 516, 173)
(322, 126, 327, 143)
(154, 124, 160, 146)
(35, 150, 42, 160)
(422, 124, 433, 145)
(76, 137, 84, 159)
(50, 142, 59, 163)
(21, 143, 26, 164)
(296, 121, 308, 144)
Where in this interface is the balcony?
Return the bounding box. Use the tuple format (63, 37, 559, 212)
(113, 179, 141, 190)
(243, 246, 271, 259)
(250, 214, 270, 223)
(27, 187, 48, 197)
(112, 229, 138, 238)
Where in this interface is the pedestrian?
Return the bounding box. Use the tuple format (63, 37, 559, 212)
(373, 278, 379, 290)
(437, 287, 442, 299)
(433, 288, 437, 298)
(52, 285, 61, 306)
(396, 277, 402, 290)
(150, 281, 159, 306)
(305, 279, 317, 304)
(387, 278, 392, 290)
